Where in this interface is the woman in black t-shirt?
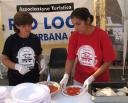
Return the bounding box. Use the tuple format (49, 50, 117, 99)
(2, 11, 43, 86)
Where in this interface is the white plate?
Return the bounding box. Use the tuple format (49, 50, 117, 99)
(0, 87, 8, 99)
(62, 85, 86, 97)
(11, 83, 50, 102)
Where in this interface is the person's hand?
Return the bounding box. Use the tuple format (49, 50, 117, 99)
(83, 75, 95, 89)
(15, 64, 30, 75)
(60, 73, 69, 88)
(39, 58, 46, 74)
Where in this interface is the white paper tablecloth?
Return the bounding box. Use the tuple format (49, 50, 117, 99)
(3, 86, 94, 103)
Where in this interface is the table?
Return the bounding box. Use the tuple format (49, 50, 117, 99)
(3, 86, 94, 103)
(3, 86, 128, 103)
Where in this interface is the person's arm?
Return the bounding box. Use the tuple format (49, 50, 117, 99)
(60, 60, 74, 88)
(65, 60, 75, 74)
(83, 62, 111, 88)
(92, 62, 111, 79)
(93, 30, 116, 79)
(1, 35, 31, 75)
(2, 54, 30, 75)
(60, 32, 78, 87)
(1, 36, 15, 69)
(1, 55, 15, 70)
(36, 53, 47, 74)
(65, 32, 78, 75)
(83, 31, 116, 88)
(37, 54, 43, 63)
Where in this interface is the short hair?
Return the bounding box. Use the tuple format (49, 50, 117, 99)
(13, 11, 33, 33)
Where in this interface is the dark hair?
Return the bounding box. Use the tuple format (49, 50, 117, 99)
(13, 11, 33, 33)
(71, 7, 93, 24)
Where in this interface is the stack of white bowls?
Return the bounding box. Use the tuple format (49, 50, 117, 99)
(0, 86, 8, 102)
(11, 83, 51, 103)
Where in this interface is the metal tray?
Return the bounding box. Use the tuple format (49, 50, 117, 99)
(90, 82, 128, 103)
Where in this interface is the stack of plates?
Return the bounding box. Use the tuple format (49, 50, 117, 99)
(0, 86, 8, 102)
(11, 83, 51, 103)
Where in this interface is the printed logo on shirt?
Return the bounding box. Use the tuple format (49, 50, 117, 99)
(77, 45, 97, 67)
(17, 47, 35, 69)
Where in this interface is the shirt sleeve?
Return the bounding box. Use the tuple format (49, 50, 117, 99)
(100, 31, 116, 62)
(36, 37, 42, 56)
(67, 31, 78, 60)
(2, 37, 12, 57)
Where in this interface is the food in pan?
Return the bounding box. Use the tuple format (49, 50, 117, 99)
(95, 87, 117, 96)
(117, 87, 128, 94)
(93, 86, 128, 96)
(116, 91, 126, 96)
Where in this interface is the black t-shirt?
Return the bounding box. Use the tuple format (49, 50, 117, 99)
(2, 33, 42, 85)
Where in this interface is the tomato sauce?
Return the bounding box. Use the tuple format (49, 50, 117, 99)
(48, 85, 58, 93)
(66, 87, 81, 96)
